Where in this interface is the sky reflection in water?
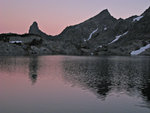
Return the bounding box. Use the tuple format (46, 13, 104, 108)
(0, 56, 150, 113)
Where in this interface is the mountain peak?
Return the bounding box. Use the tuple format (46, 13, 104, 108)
(31, 21, 39, 29)
(101, 9, 109, 13)
(33, 21, 38, 26)
(29, 21, 52, 38)
(98, 9, 111, 16)
(29, 21, 39, 34)
(89, 9, 116, 22)
(92, 9, 113, 20)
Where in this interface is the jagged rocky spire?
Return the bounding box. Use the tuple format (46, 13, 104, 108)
(29, 21, 52, 38)
(29, 21, 39, 34)
(99, 9, 111, 16)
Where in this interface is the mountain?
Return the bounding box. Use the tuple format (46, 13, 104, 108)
(29, 21, 52, 39)
(105, 6, 150, 56)
(0, 7, 150, 56)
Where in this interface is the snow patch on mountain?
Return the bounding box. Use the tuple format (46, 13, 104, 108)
(108, 31, 128, 44)
(131, 44, 150, 55)
(98, 45, 102, 48)
(91, 53, 94, 56)
(132, 16, 144, 22)
(84, 28, 98, 42)
(84, 39, 87, 42)
(9, 41, 22, 44)
(104, 27, 107, 31)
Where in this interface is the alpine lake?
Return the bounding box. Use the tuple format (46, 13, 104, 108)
(0, 55, 150, 113)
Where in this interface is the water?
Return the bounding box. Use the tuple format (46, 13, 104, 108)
(0, 56, 150, 113)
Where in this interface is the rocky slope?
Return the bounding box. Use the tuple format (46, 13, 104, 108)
(0, 7, 150, 56)
(0, 33, 53, 55)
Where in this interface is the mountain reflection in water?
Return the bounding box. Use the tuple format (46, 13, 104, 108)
(29, 57, 38, 84)
(0, 56, 150, 113)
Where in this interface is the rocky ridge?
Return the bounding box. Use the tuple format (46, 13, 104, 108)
(0, 7, 150, 56)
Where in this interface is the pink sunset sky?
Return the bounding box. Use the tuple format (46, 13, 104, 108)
(0, 0, 150, 36)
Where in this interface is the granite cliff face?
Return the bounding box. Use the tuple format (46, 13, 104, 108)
(0, 7, 150, 56)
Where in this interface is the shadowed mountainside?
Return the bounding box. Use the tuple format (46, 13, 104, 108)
(0, 7, 150, 56)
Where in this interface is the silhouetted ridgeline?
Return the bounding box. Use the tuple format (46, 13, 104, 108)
(0, 7, 150, 56)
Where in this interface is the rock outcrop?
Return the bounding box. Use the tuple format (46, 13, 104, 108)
(0, 33, 53, 55)
(29, 21, 52, 39)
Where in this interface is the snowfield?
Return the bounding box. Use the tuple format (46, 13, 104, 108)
(109, 31, 128, 44)
(94, 32, 128, 50)
(85, 28, 98, 41)
(104, 26, 107, 31)
(133, 16, 144, 22)
(131, 44, 150, 55)
(9, 41, 22, 44)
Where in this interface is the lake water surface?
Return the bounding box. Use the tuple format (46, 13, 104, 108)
(0, 56, 150, 113)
